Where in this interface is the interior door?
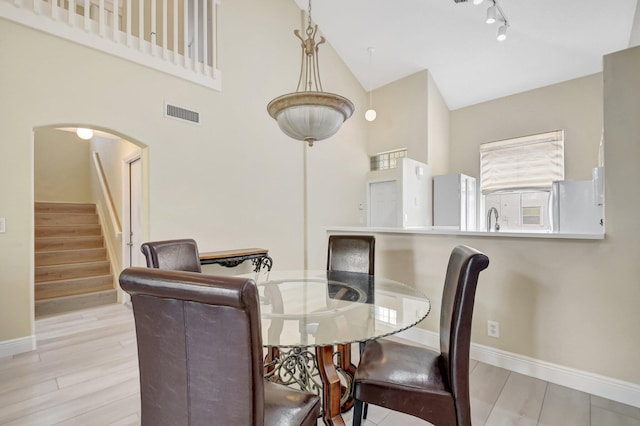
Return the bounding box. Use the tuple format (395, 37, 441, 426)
(128, 158, 145, 267)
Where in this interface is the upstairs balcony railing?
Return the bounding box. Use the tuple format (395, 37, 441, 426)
(0, 0, 221, 91)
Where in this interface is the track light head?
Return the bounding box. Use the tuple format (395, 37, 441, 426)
(486, 5, 497, 24)
(497, 24, 507, 41)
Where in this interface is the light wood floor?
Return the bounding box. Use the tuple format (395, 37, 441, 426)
(1, 304, 639, 426)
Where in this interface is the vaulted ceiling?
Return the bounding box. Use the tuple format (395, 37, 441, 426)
(293, 0, 639, 109)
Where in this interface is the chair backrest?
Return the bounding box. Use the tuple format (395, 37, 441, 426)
(326, 235, 375, 275)
(140, 239, 202, 273)
(120, 267, 265, 426)
(439, 245, 489, 426)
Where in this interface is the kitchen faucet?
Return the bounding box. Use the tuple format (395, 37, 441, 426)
(487, 207, 500, 232)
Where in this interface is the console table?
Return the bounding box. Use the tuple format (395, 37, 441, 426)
(199, 248, 273, 272)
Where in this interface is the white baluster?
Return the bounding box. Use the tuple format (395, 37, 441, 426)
(173, 0, 178, 64)
(193, 0, 199, 72)
(68, 0, 76, 26)
(99, 0, 105, 37)
(162, 0, 167, 59)
(211, 0, 219, 75)
(183, 0, 188, 67)
(84, 0, 90, 31)
(150, 0, 156, 55)
(112, 0, 119, 41)
(202, 0, 208, 71)
(51, 0, 57, 20)
(33, 0, 39, 15)
(126, 0, 131, 46)
(138, 0, 143, 51)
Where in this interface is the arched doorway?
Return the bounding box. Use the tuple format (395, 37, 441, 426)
(33, 124, 149, 316)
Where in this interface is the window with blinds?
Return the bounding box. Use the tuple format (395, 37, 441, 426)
(480, 130, 564, 193)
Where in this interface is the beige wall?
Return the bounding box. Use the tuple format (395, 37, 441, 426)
(34, 128, 92, 203)
(0, 0, 368, 342)
(450, 73, 603, 180)
(427, 72, 450, 176)
(367, 70, 429, 162)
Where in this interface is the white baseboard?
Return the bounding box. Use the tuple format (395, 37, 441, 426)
(0, 335, 36, 358)
(397, 327, 640, 409)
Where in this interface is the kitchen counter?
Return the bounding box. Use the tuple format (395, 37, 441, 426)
(325, 226, 604, 240)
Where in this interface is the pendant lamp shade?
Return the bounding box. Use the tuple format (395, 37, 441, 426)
(267, 0, 354, 147)
(268, 92, 354, 146)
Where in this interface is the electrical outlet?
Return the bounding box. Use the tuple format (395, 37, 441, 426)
(0, 218, 5, 233)
(488, 320, 500, 338)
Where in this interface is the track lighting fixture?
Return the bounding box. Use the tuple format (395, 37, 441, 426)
(455, 0, 510, 41)
(497, 24, 508, 41)
(486, 5, 497, 24)
(461, 0, 509, 42)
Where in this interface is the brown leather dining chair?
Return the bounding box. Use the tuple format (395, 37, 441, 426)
(140, 238, 202, 272)
(120, 267, 321, 426)
(327, 235, 375, 275)
(352, 245, 490, 426)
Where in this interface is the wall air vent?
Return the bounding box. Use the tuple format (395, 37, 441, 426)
(165, 103, 200, 124)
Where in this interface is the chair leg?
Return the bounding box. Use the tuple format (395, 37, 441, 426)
(352, 398, 363, 426)
(358, 342, 369, 419)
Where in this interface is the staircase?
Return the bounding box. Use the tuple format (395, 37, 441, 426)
(35, 202, 117, 316)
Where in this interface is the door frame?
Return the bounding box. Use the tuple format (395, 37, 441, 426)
(121, 152, 143, 302)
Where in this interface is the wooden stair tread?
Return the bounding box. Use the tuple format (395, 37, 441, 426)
(35, 202, 96, 214)
(35, 248, 107, 266)
(35, 273, 114, 286)
(36, 236, 104, 251)
(36, 225, 102, 238)
(35, 261, 111, 283)
(35, 275, 114, 300)
(35, 213, 99, 226)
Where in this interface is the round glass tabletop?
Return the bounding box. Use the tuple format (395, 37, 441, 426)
(244, 270, 431, 348)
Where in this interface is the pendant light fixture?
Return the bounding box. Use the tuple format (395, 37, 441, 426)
(267, 0, 355, 147)
(365, 47, 377, 122)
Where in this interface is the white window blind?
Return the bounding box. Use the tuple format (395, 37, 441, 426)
(480, 130, 564, 193)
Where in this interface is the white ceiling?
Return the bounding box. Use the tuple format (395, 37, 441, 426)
(293, 0, 639, 110)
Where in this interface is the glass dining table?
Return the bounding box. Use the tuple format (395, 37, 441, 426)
(242, 270, 431, 426)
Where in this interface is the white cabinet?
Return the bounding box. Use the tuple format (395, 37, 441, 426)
(433, 174, 477, 231)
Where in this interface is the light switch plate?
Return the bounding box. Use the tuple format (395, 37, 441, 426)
(0, 218, 5, 233)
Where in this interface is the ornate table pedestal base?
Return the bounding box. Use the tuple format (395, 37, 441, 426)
(264, 345, 357, 426)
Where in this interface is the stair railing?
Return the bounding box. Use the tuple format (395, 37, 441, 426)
(0, 0, 220, 91)
(92, 151, 122, 237)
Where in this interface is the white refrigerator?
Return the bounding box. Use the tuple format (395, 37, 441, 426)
(549, 179, 604, 234)
(433, 174, 477, 231)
